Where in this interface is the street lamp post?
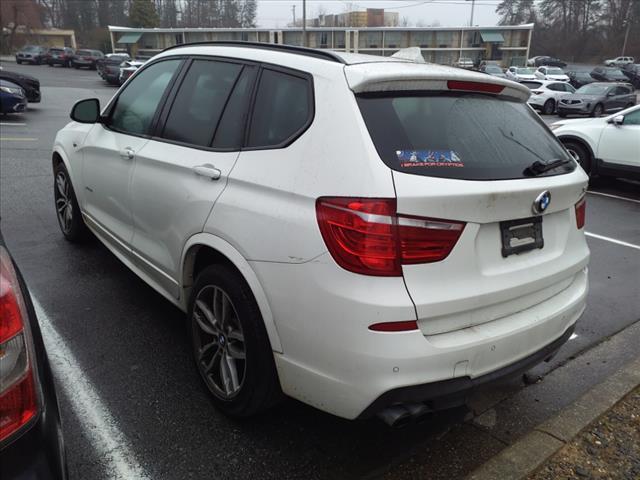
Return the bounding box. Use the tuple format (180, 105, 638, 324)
(302, 0, 307, 47)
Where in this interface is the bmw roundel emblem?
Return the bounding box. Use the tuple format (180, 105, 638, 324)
(532, 191, 551, 215)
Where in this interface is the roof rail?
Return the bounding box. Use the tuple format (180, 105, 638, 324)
(162, 41, 347, 64)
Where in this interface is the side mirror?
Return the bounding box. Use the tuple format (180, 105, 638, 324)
(609, 115, 624, 126)
(70, 98, 101, 124)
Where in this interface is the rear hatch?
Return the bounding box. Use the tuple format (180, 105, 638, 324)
(348, 63, 589, 335)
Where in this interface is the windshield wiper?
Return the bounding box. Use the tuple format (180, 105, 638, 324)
(523, 158, 573, 176)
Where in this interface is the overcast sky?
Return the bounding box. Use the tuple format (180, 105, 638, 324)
(256, 0, 504, 28)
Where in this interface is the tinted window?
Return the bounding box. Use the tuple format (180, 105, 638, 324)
(212, 66, 257, 149)
(357, 94, 574, 180)
(110, 60, 181, 136)
(521, 81, 542, 90)
(76, 50, 91, 56)
(614, 86, 631, 95)
(547, 83, 564, 91)
(247, 69, 311, 148)
(162, 60, 242, 147)
(623, 110, 640, 125)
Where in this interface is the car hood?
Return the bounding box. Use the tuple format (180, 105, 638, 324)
(0, 70, 38, 83)
(516, 74, 536, 79)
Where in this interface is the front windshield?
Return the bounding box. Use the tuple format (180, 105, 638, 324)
(547, 67, 564, 74)
(577, 84, 608, 95)
(517, 68, 535, 74)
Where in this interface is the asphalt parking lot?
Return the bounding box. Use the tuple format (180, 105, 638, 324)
(1, 61, 639, 480)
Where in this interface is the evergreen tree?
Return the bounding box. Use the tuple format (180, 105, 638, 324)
(129, 0, 159, 28)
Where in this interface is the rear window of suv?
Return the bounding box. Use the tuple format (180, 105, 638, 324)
(357, 93, 575, 180)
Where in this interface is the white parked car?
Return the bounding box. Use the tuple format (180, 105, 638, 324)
(551, 104, 640, 179)
(523, 79, 576, 115)
(454, 57, 474, 69)
(506, 66, 537, 82)
(534, 66, 569, 82)
(604, 56, 634, 67)
(52, 44, 590, 425)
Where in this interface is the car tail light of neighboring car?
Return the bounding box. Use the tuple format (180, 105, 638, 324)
(0, 246, 39, 443)
(575, 197, 586, 229)
(316, 197, 465, 276)
(531, 90, 543, 95)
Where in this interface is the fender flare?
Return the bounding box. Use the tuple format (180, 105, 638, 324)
(181, 233, 283, 353)
(51, 145, 83, 197)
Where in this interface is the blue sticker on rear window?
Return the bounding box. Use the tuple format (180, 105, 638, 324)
(396, 150, 464, 168)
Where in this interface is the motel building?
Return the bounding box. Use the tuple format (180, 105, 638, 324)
(108, 24, 534, 67)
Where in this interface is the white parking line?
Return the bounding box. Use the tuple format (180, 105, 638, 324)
(570, 333, 579, 340)
(0, 122, 27, 126)
(585, 232, 640, 251)
(31, 296, 151, 480)
(587, 191, 640, 204)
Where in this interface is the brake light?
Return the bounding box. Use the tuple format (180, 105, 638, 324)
(575, 197, 586, 229)
(447, 80, 505, 94)
(0, 246, 38, 442)
(531, 90, 543, 95)
(316, 198, 465, 276)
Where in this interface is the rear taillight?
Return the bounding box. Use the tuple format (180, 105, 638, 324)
(575, 197, 586, 229)
(316, 197, 465, 276)
(531, 90, 542, 95)
(0, 246, 38, 442)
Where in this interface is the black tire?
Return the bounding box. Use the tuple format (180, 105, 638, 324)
(189, 265, 282, 417)
(542, 99, 555, 115)
(16, 60, 22, 65)
(73, 63, 79, 69)
(53, 162, 88, 242)
(591, 103, 604, 117)
(625, 103, 634, 109)
(563, 140, 592, 175)
(558, 112, 567, 118)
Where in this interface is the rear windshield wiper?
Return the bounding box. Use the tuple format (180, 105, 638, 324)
(523, 158, 573, 176)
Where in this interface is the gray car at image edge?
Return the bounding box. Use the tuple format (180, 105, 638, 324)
(557, 82, 636, 117)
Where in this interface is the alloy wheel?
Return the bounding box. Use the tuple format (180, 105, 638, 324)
(54, 171, 73, 234)
(192, 285, 246, 399)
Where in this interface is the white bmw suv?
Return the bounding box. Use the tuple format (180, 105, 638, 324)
(52, 43, 590, 425)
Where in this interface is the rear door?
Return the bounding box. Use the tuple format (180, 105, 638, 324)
(129, 58, 257, 297)
(357, 91, 589, 334)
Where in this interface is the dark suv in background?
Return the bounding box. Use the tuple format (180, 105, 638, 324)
(71, 50, 104, 70)
(590, 66, 630, 82)
(0, 68, 41, 103)
(96, 53, 131, 85)
(46, 48, 75, 68)
(15, 46, 48, 65)
(557, 82, 636, 117)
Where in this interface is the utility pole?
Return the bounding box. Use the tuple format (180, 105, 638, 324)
(302, 0, 307, 47)
(621, 0, 633, 56)
(292, 5, 296, 26)
(467, 0, 476, 26)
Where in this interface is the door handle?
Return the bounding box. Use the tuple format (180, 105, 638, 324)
(119, 147, 135, 160)
(192, 164, 222, 180)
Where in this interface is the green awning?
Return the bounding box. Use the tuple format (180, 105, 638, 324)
(480, 31, 505, 43)
(117, 32, 142, 44)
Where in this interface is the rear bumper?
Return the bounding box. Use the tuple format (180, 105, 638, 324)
(256, 251, 588, 419)
(358, 322, 574, 418)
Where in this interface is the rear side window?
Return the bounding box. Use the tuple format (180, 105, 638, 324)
(76, 50, 90, 56)
(247, 69, 312, 148)
(212, 66, 257, 149)
(357, 93, 575, 180)
(614, 86, 631, 95)
(162, 60, 243, 147)
(110, 59, 181, 136)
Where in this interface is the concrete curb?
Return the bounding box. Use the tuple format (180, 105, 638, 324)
(467, 355, 640, 480)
